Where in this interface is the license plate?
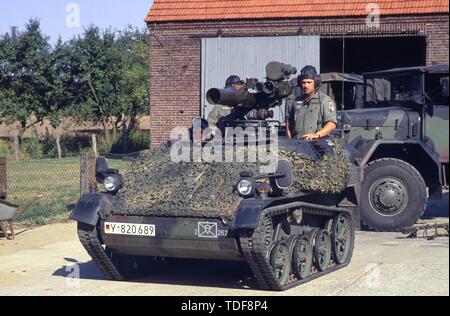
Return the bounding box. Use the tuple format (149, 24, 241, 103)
(104, 222, 155, 237)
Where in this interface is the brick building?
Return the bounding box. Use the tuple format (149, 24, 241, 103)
(145, 0, 449, 146)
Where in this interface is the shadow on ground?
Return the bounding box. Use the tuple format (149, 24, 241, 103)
(422, 192, 449, 219)
(52, 257, 259, 291)
(51, 192, 449, 289)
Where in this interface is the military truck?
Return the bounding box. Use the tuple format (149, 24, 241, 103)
(340, 64, 449, 231)
(71, 62, 358, 291)
(320, 72, 365, 111)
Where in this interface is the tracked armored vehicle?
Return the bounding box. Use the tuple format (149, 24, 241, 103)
(71, 62, 358, 291)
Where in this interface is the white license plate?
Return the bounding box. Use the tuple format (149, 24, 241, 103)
(104, 222, 155, 237)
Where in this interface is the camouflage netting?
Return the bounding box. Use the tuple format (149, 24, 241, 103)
(112, 146, 259, 220)
(279, 138, 351, 194)
(112, 140, 351, 219)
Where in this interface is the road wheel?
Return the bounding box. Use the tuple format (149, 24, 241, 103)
(313, 230, 332, 271)
(331, 213, 353, 264)
(269, 240, 291, 285)
(361, 158, 427, 231)
(292, 235, 313, 279)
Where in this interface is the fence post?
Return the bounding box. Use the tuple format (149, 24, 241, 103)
(0, 157, 6, 199)
(80, 152, 97, 196)
(13, 136, 19, 161)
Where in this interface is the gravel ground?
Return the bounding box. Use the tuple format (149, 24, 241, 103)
(0, 194, 447, 296)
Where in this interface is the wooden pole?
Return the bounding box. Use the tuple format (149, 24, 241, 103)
(13, 136, 19, 161)
(0, 157, 7, 199)
(56, 135, 62, 159)
(91, 133, 98, 157)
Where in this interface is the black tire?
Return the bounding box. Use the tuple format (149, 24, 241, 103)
(361, 158, 427, 232)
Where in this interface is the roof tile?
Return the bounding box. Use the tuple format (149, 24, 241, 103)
(145, 0, 449, 22)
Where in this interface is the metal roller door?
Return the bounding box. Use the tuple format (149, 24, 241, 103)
(201, 35, 320, 122)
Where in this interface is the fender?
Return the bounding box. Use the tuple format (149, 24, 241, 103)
(70, 193, 113, 226)
(353, 139, 443, 196)
(231, 193, 344, 231)
(231, 199, 266, 231)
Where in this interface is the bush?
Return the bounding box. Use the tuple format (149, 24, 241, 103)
(108, 129, 149, 154)
(41, 136, 59, 158)
(0, 140, 11, 157)
(6, 130, 149, 159)
(38, 135, 93, 158)
(60, 135, 92, 157)
(97, 132, 115, 154)
(22, 137, 43, 159)
(128, 129, 150, 152)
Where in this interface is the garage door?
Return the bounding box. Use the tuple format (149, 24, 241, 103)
(201, 36, 320, 122)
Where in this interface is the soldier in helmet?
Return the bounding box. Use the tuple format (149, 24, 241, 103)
(207, 75, 244, 135)
(287, 65, 337, 140)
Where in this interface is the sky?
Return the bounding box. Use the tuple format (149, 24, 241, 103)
(0, 0, 153, 45)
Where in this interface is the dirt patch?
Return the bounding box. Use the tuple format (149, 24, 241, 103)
(0, 221, 77, 256)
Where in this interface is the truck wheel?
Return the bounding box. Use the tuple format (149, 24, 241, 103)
(360, 158, 427, 231)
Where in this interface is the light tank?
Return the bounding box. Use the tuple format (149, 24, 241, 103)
(71, 62, 358, 290)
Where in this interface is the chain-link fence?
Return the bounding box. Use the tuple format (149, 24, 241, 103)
(0, 154, 133, 225)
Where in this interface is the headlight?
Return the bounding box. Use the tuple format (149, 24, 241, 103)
(104, 175, 123, 193)
(236, 178, 255, 198)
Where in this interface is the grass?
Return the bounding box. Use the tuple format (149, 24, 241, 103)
(5, 157, 132, 225)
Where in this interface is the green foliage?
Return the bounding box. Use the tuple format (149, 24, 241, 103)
(59, 135, 92, 157)
(41, 136, 60, 158)
(67, 26, 150, 148)
(28, 135, 91, 159)
(67, 27, 124, 125)
(22, 137, 43, 159)
(116, 27, 150, 117)
(0, 21, 150, 148)
(0, 140, 11, 157)
(96, 132, 115, 154)
(128, 129, 150, 152)
(0, 20, 54, 132)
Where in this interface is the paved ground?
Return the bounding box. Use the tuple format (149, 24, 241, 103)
(0, 195, 448, 296)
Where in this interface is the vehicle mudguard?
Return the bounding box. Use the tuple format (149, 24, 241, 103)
(353, 139, 443, 196)
(352, 139, 439, 168)
(231, 199, 266, 231)
(70, 193, 112, 226)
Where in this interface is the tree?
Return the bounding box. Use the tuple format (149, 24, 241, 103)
(66, 25, 149, 152)
(67, 26, 125, 147)
(0, 20, 53, 136)
(116, 26, 149, 152)
(0, 21, 150, 156)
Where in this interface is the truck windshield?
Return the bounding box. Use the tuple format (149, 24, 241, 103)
(425, 74, 449, 105)
(365, 74, 422, 103)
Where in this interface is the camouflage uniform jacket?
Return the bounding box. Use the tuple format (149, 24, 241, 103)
(289, 91, 337, 138)
(207, 105, 232, 128)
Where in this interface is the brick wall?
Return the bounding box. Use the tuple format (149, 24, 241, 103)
(148, 14, 448, 146)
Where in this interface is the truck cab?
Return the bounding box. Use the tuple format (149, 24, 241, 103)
(340, 64, 449, 231)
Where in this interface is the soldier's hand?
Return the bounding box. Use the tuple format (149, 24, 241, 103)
(302, 133, 320, 141)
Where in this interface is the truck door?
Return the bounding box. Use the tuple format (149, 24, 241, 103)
(425, 73, 449, 164)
